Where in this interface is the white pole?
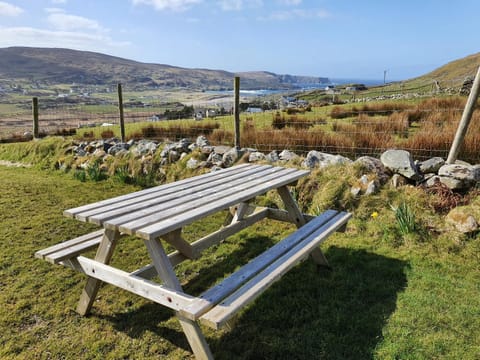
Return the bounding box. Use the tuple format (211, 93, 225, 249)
(446, 66, 480, 164)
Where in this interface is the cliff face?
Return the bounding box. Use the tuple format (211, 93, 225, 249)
(0, 47, 329, 90)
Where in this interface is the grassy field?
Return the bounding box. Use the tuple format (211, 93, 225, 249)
(4, 91, 480, 164)
(1, 158, 479, 359)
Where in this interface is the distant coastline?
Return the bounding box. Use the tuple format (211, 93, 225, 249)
(205, 78, 385, 98)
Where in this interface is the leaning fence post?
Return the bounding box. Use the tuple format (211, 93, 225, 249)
(117, 83, 125, 142)
(446, 66, 480, 164)
(234, 76, 241, 149)
(32, 97, 39, 139)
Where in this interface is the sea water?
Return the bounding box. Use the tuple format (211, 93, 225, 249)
(206, 78, 384, 97)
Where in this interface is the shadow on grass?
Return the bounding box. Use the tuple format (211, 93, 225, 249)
(99, 235, 275, 353)
(211, 246, 408, 360)
(96, 242, 407, 359)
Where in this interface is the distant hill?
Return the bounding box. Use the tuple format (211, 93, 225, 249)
(296, 52, 480, 102)
(397, 52, 480, 89)
(0, 47, 329, 90)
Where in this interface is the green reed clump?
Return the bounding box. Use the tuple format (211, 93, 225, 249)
(392, 201, 417, 235)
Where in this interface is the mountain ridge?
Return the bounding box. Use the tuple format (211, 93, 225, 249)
(0, 46, 329, 90)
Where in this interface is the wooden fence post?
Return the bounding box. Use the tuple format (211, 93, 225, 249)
(234, 76, 241, 150)
(117, 83, 125, 142)
(32, 97, 39, 139)
(446, 66, 480, 164)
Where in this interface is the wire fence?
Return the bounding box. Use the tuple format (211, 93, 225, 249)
(1, 78, 479, 163)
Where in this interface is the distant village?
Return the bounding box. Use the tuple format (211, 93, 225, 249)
(146, 95, 311, 122)
(1, 80, 370, 130)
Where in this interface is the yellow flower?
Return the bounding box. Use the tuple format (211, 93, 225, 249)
(371, 211, 379, 219)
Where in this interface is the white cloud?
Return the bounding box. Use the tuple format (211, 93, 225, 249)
(218, 0, 241, 11)
(278, 0, 301, 5)
(0, 7, 130, 55)
(45, 7, 66, 14)
(0, 26, 130, 52)
(47, 11, 104, 32)
(260, 8, 330, 21)
(218, 0, 263, 11)
(0, 1, 23, 16)
(132, 0, 202, 12)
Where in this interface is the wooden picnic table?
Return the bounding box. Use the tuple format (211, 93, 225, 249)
(36, 163, 350, 359)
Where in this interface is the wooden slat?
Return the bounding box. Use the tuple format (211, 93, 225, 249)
(45, 238, 103, 264)
(78, 165, 271, 224)
(104, 166, 299, 234)
(180, 210, 338, 320)
(67, 256, 195, 311)
(134, 168, 309, 240)
(199, 212, 351, 329)
(35, 229, 104, 261)
(64, 163, 255, 219)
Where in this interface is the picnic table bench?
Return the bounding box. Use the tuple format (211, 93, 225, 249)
(36, 163, 350, 359)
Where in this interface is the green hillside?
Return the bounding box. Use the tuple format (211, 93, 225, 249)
(410, 52, 480, 87)
(0, 47, 328, 91)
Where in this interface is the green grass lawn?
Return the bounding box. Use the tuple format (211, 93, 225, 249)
(1, 165, 479, 359)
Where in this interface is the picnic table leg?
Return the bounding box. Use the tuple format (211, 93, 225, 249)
(277, 186, 306, 227)
(309, 247, 331, 268)
(231, 202, 251, 223)
(162, 228, 195, 259)
(223, 202, 250, 226)
(144, 237, 214, 360)
(277, 185, 331, 268)
(76, 228, 120, 316)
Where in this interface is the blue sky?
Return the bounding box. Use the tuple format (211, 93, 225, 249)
(0, 0, 478, 81)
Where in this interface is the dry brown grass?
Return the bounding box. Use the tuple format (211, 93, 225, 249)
(100, 129, 115, 139)
(131, 123, 220, 141)
(424, 181, 465, 214)
(209, 128, 234, 146)
(49, 95, 475, 163)
(416, 96, 466, 110)
(330, 102, 411, 119)
(272, 113, 313, 130)
(208, 96, 480, 163)
(402, 102, 480, 160)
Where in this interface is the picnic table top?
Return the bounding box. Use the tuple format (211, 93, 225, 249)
(64, 164, 310, 240)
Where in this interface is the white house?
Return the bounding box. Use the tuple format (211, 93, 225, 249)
(194, 111, 204, 120)
(206, 109, 216, 118)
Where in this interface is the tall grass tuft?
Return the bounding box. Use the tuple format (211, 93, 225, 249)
(86, 160, 107, 181)
(392, 201, 417, 235)
(272, 112, 286, 129)
(73, 169, 87, 182)
(101, 129, 115, 139)
(113, 165, 133, 184)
